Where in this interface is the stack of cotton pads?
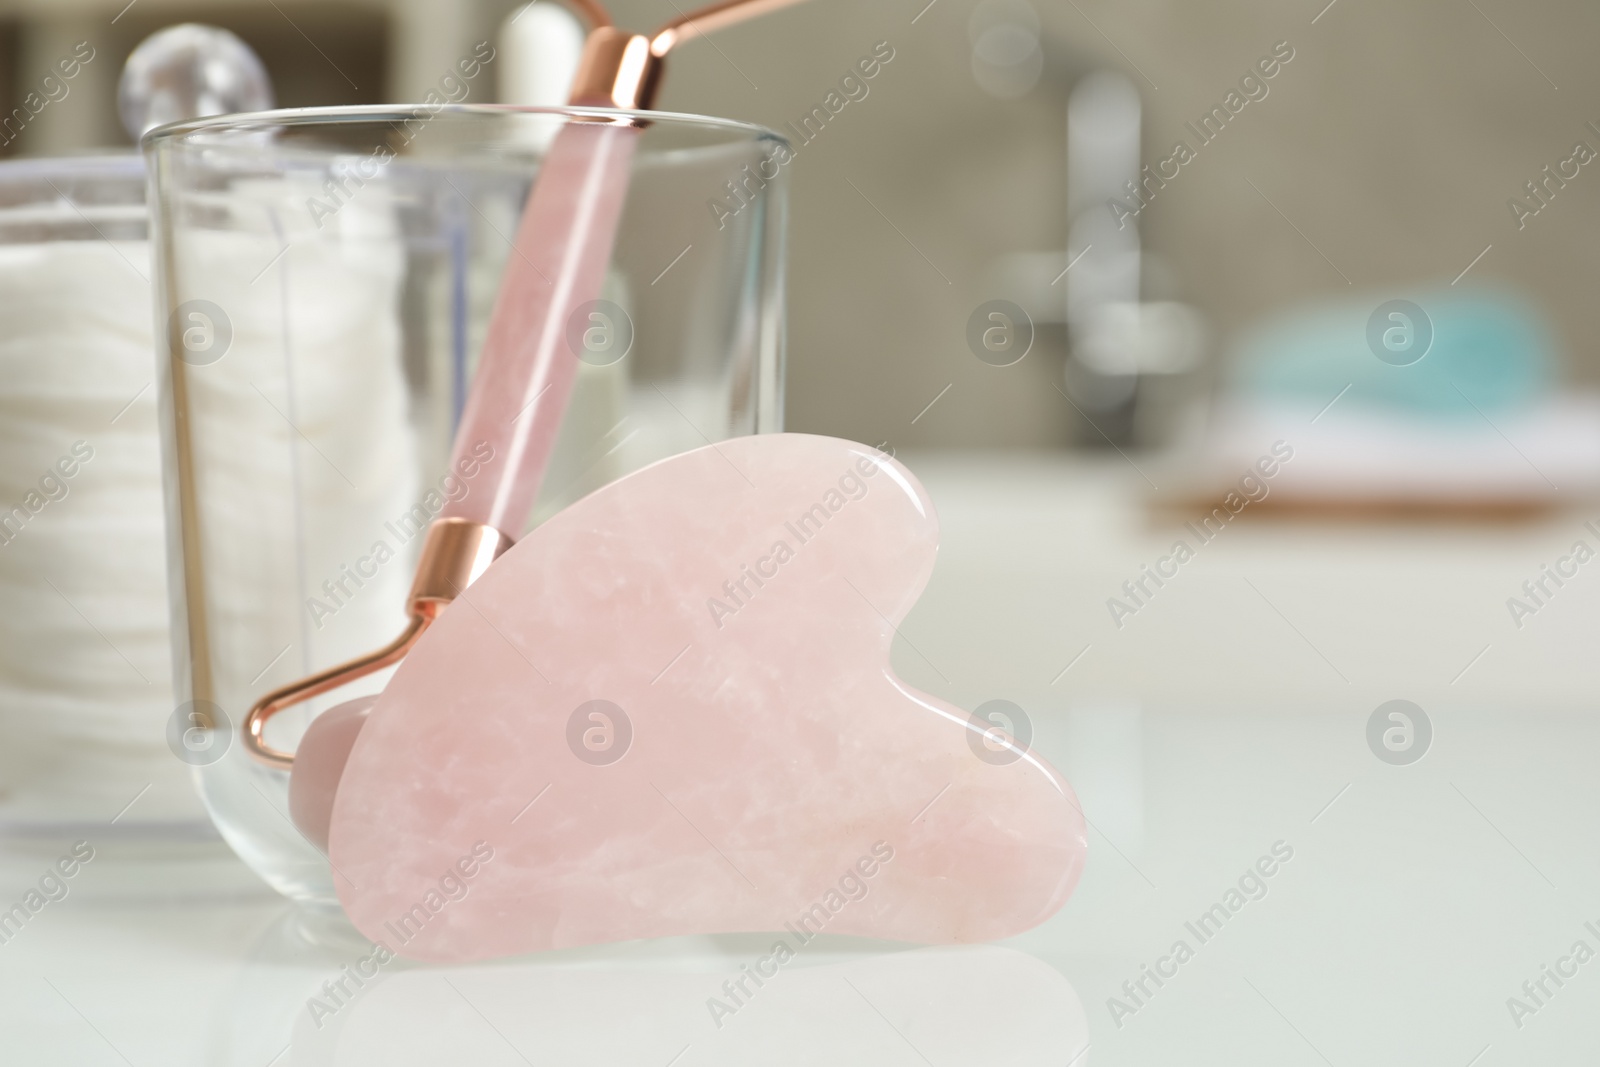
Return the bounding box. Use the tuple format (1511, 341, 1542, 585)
(0, 212, 183, 831)
(0, 167, 418, 836)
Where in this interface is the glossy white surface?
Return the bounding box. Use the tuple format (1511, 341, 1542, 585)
(3, 453, 1597, 1063)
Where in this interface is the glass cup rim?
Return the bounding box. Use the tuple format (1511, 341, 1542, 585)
(141, 103, 788, 151)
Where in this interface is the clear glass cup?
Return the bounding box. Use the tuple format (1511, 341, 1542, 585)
(145, 105, 788, 905)
(0, 154, 218, 850)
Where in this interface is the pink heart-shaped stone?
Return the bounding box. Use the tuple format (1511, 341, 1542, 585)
(329, 434, 1085, 962)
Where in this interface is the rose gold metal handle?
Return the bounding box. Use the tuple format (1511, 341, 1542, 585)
(649, 0, 811, 55)
(569, 28, 661, 109)
(242, 519, 512, 768)
(243, 615, 427, 770)
(568, 0, 810, 110)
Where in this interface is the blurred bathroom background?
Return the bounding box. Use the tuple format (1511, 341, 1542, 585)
(7, 7, 1600, 1059)
(3, 0, 1596, 459)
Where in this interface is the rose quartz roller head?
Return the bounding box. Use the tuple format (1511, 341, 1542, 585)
(242, 0, 813, 846)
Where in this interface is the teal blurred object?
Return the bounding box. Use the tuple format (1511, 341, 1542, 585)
(1229, 288, 1556, 418)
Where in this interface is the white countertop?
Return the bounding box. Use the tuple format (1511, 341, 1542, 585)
(3, 453, 1597, 1064)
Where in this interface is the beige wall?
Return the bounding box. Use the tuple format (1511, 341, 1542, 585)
(626, 0, 1600, 448)
(9, 0, 1599, 449)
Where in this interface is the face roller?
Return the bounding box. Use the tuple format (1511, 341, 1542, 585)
(235, 0, 808, 843)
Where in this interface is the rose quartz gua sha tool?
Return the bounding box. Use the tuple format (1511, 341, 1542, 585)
(240, 0, 812, 814)
(329, 434, 1087, 962)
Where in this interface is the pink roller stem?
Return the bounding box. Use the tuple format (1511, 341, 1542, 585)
(281, 121, 641, 847)
(444, 118, 639, 535)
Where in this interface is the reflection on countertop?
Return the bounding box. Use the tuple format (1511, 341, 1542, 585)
(0, 842, 1086, 1066)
